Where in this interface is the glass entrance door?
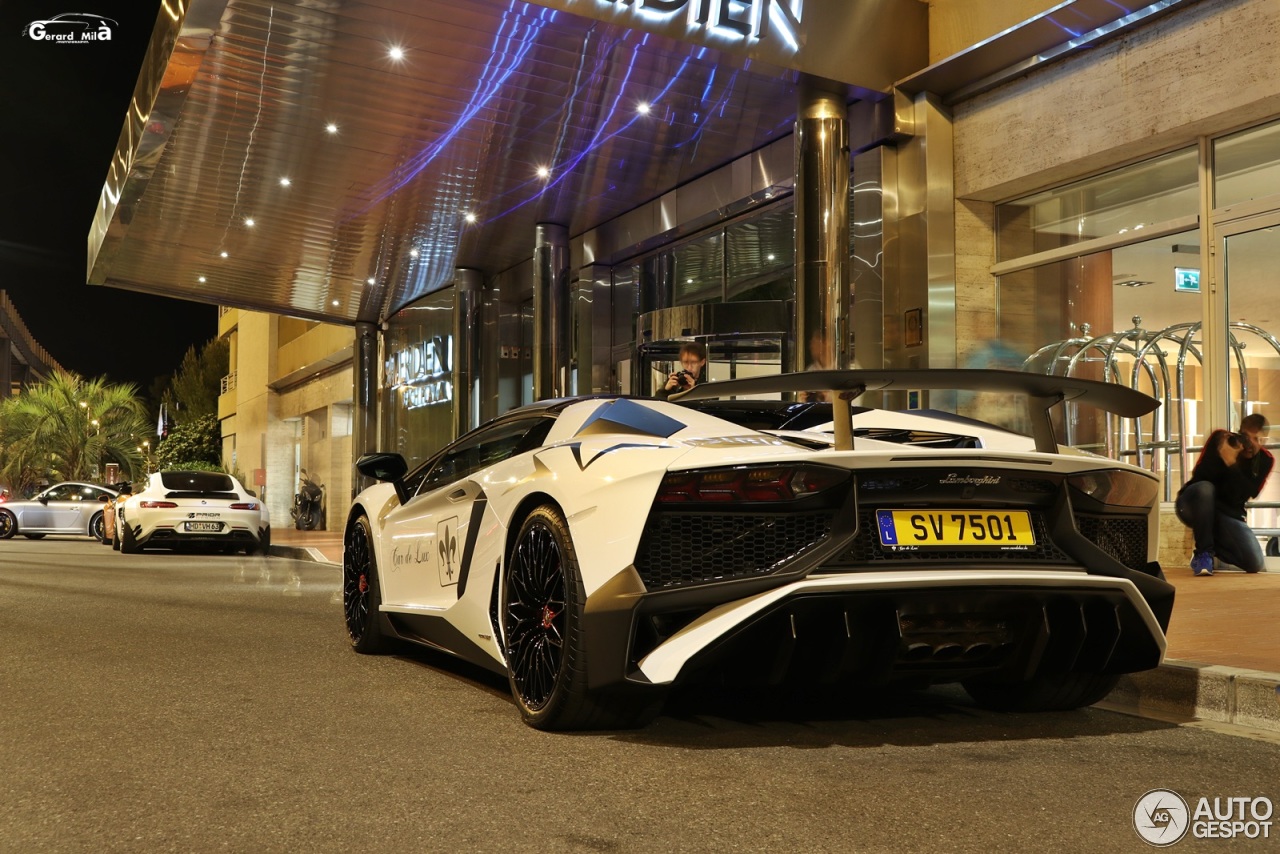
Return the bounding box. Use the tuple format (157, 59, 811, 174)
(1220, 219, 1280, 425)
(1218, 215, 1280, 531)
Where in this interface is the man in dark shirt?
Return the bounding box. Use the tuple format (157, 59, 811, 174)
(656, 342, 708, 400)
(1175, 413, 1273, 575)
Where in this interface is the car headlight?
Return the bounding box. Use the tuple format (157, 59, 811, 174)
(1067, 470, 1158, 508)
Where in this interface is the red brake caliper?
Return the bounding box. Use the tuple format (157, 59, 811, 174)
(540, 605, 558, 629)
(358, 574, 369, 594)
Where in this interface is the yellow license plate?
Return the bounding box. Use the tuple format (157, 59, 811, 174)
(875, 510, 1035, 547)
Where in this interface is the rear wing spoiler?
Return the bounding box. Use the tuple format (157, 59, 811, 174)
(673, 368, 1160, 453)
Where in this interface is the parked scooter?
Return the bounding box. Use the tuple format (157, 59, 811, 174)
(291, 470, 324, 531)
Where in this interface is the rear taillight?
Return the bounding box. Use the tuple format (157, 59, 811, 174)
(139, 501, 178, 509)
(657, 465, 848, 503)
(230, 502, 258, 510)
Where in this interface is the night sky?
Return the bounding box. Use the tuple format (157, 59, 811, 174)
(0, 0, 216, 392)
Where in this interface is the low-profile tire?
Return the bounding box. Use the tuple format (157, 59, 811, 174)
(119, 522, 140, 554)
(23, 533, 46, 540)
(112, 528, 121, 551)
(502, 504, 656, 731)
(89, 512, 105, 541)
(0, 509, 16, 540)
(253, 525, 271, 555)
(963, 671, 1121, 712)
(343, 515, 394, 654)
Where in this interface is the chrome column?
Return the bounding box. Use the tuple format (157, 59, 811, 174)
(851, 145, 896, 374)
(894, 92, 956, 373)
(794, 76, 851, 373)
(453, 268, 483, 436)
(580, 264, 613, 394)
(534, 223, 571, 399)
(352, 320, 378, 495)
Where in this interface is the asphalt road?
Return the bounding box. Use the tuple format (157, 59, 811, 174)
(2, 538, 1278, 853)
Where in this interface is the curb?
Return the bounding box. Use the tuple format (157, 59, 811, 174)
(269, 543, 340, 565)
(1103, 660, 1280, 734)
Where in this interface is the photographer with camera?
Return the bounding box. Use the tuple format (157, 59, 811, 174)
(657, 341, 708, 399)
(1175, 413, 1273, 575)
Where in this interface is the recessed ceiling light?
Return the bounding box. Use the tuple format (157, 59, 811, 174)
(464, 212, 477, 224)
(366, 277, 376, 285)
(279, 177, 291, 187)
(244, 218, 255, 227)
(220, 251, 228, 258)
(332, 299, 340, 306)
(636, 102, 651, 115)
(388, 46, 405, 61)
(198, 276, 207, 283)
(536, 166, 550, 179)
(409, 247, 420, 258)
(325, 123, 338, 134)
(766, 254, 775, 261)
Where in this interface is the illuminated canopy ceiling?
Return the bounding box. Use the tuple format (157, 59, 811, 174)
(88, 0, 929, 325)
(87, 0, 1175, 326)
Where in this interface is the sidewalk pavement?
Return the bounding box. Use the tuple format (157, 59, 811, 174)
(269, 528, 1280, 732)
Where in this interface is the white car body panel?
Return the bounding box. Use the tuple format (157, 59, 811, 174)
(118, 471, 266, 551)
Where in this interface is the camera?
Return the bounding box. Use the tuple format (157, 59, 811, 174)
(672, 369, 693, 387)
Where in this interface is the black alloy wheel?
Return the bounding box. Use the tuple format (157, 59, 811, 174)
(0, 509, 15, 539)
(343, 515, 392, 653)
(505, 511, 571, 717)
(89, 512, 104, 541)
(501, 504, 657, 731)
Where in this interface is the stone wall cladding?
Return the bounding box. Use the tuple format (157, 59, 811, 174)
(953, 0, 1280, 202)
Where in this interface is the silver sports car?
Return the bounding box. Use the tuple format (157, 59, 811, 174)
(343, 370, 1173, 731)
(0, 481, 118, 540)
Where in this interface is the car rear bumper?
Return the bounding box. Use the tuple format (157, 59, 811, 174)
(582, 568, 1172, 691)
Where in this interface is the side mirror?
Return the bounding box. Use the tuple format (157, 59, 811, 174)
(356, 453, 410, 505)
(99, 494, 111, 503)
(38, 496, 49, 504)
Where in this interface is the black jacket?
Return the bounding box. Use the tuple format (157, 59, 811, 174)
(1180, 428, 1275, 519)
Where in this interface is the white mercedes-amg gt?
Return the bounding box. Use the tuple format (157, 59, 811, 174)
(343, 370, 1173, 731)
(115, 470, 270, 555)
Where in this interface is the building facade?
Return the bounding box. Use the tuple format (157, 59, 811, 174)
(87, 0, 1280, 529)
(0, 290, 63, 399)
(217, 308, 355, 531)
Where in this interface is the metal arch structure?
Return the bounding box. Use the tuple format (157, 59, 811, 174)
(1023, 319, 1280, 499)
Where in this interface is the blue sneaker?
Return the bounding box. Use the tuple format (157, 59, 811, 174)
(1191, 551, 1215, 576)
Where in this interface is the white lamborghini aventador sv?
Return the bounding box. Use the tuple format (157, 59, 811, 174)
(343, 370, 1174, 731)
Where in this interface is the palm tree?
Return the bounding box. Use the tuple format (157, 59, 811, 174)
(0, 371, 149, 488)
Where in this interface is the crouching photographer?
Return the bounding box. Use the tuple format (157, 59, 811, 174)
(1175, 413, 1273, 575)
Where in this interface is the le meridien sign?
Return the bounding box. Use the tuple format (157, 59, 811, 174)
(597, 0, 802, 51)
(385, 336, 453, 410)
(535, 0, 927, 94)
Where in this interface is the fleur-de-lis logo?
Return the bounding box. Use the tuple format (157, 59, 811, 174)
(437, 517, 460, 585)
